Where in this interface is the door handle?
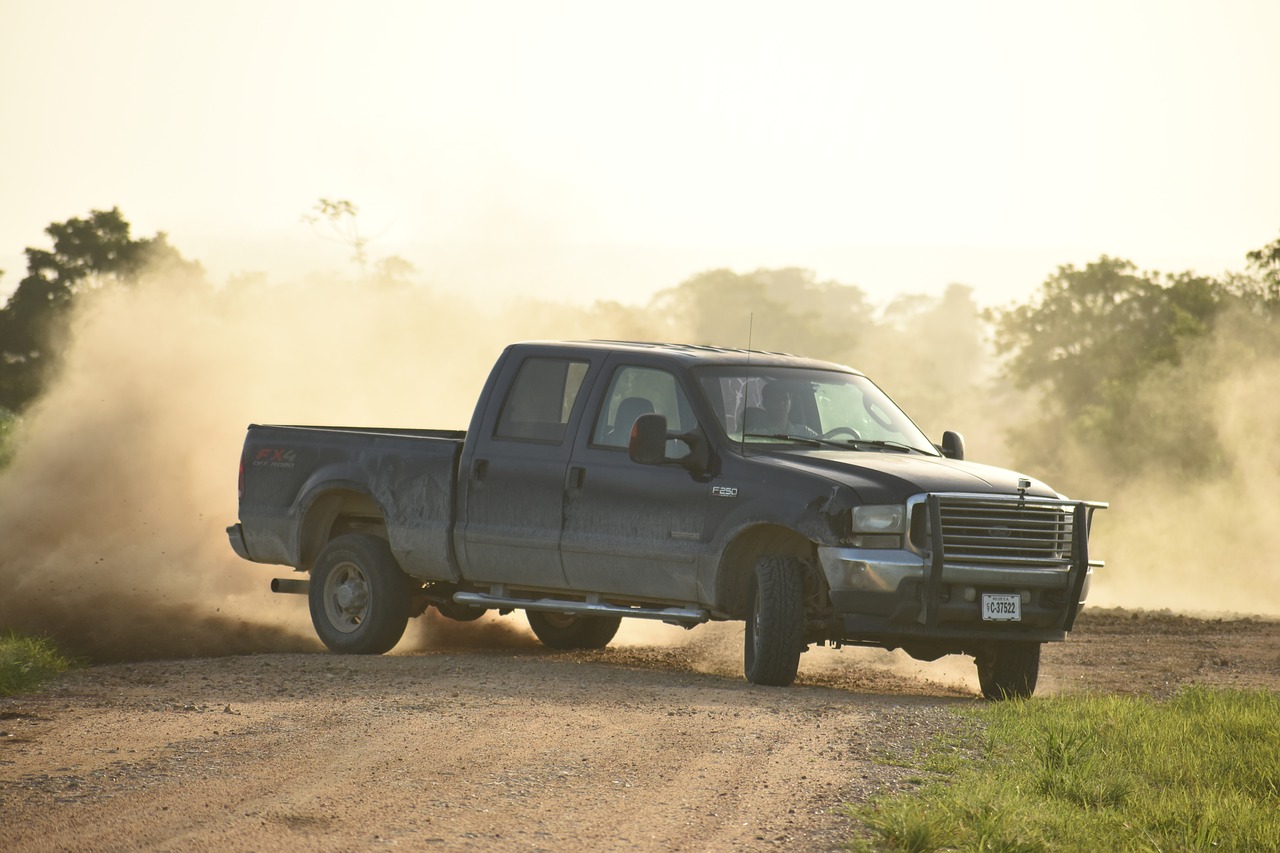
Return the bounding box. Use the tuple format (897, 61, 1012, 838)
(473, 458, 489, 481)
(566, 466, 585, 490)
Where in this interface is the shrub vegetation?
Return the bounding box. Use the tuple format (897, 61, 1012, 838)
(0, 632, 73, 695)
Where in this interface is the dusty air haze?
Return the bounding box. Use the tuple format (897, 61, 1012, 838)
(2, 2, 1278, 304)
(0, 2, 1278, 662)
(0, 262, 1276, 663)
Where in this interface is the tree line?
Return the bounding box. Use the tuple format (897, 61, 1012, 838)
(1, 206, 1277, 484)
(0, 209, 201, 413)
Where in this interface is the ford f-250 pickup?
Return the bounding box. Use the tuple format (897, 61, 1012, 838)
(228, 340, 1105, 698)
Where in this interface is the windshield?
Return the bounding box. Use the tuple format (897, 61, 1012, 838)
(692, 366, 939, 455)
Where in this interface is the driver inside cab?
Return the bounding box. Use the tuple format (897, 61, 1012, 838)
(746, 383, 817, 437)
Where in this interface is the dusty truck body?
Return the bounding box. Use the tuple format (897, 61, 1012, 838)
(228, 340, 1106, 698)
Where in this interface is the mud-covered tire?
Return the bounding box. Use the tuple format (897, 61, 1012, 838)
(526, 611, 622, 649)
(309, 534, 411, 655)
(976, 641, 1041, 700)
(743, 556, 806, 686)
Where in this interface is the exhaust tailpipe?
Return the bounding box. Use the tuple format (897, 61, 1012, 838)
(271, 577, 310, 595)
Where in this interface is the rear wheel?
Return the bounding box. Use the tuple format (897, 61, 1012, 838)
(526, 611, 622, 649)
(309, 534, 411, 654)
(975, 641, 1041, 700)
(743, 556, 806, 686)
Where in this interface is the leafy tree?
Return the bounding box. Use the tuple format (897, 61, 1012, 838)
(0, 406, 17, 468)
(303, 197, 416, 288)
(863, 284, 987, 435)
(0, 208, 199, 412)
(988, 238, 1280, 480)
(642, 268, 987, 442)
(304, 197, 369, 274)
(1244, 231, 1280, 303)
(649, 267, 876, 365)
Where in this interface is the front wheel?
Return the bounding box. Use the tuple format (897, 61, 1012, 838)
(526, 611, 621, 649)
(309, 534, 411, 654)
(743, 556, 806, 686)
(975, 641, 1041, 700)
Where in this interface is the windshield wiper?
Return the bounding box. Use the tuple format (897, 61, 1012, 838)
(745, 433, 884, 452)
(847, 438, 929, 454)
(743, 432, 826, 447)
(744, 433, 934, 455)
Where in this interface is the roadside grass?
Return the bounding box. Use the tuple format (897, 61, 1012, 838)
(848, 687, 1280, 852)
(0, 632, 74, 695)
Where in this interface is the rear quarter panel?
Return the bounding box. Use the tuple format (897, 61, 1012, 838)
(237, 425, 464, 581)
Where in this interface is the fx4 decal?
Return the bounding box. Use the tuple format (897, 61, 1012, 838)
(253, 448, 297, 469)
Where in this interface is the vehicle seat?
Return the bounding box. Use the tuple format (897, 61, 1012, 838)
(608, 397, 655, 446)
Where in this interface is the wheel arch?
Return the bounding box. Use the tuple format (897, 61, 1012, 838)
(298, 485, 389, 571)
(714, 524, 818, 619)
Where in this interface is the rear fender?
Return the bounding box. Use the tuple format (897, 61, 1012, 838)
(295, 483, 387, 570)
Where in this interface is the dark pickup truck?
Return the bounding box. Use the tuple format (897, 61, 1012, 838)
(228, 340, 1105, 698)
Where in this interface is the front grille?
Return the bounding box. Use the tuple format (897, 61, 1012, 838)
(916, 495, 1076, 569)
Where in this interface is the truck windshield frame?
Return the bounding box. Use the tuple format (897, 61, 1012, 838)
(691, 365, 940, 455)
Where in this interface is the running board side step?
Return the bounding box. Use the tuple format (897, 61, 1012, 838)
(452, 591, 709, 626)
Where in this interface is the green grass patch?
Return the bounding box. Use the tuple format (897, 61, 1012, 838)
(0, 632, 74, 695)
(849, 687, 1280, 852)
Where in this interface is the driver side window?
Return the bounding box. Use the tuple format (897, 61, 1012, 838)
(591, 366, 694, 449)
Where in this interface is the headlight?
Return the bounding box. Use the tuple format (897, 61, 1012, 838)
(851, 505, 905, 533)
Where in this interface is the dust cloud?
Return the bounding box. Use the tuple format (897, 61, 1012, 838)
(399, 610, 542, 652)
(1080, 335, 1280, 618)
(615, 620, 980, 694)
(0, 259, 1273, 670)
(906, 300, 1280, 621)
(0, 271, 654, 662)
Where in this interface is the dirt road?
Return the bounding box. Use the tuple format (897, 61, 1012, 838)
(2, 609, 1277, 852)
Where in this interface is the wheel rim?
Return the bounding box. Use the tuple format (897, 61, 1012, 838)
(323, 560, 369, 634)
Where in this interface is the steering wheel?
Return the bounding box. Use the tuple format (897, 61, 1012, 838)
(822, 427, 861, 440)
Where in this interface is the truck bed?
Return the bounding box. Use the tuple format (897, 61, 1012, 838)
(234, 423, 466, 581)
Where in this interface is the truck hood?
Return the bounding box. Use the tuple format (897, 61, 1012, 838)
(760, 448, 1061, 503)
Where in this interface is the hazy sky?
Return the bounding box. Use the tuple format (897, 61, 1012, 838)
(2, 0, 1278, 307)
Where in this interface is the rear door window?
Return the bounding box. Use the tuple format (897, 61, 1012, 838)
(494, 357, 589, 443)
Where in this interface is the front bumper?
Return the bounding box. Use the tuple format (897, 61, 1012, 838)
(815, 494, 1104, 650)
(817, 545, 1090, 645)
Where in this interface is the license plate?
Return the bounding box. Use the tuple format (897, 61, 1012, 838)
(981, 593, 1022, 622)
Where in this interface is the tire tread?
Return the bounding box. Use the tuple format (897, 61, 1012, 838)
(744, 556, 806, 686)
(976, 641, 1041, 700)
(309, 534, 411, 655)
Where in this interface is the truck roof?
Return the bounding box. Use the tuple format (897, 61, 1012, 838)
(512, 340, 865, 375)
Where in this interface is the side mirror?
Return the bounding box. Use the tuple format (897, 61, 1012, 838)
(629, 414, 711, 477)
(940, 430, 965, 461)
(628, 413, 668, 465)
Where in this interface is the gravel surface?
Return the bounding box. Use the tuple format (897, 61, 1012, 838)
(2, 608, 1277, 852)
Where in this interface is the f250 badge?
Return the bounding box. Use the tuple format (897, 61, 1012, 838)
(253, 448, 297, 469)
(711, 486, 738, 498)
